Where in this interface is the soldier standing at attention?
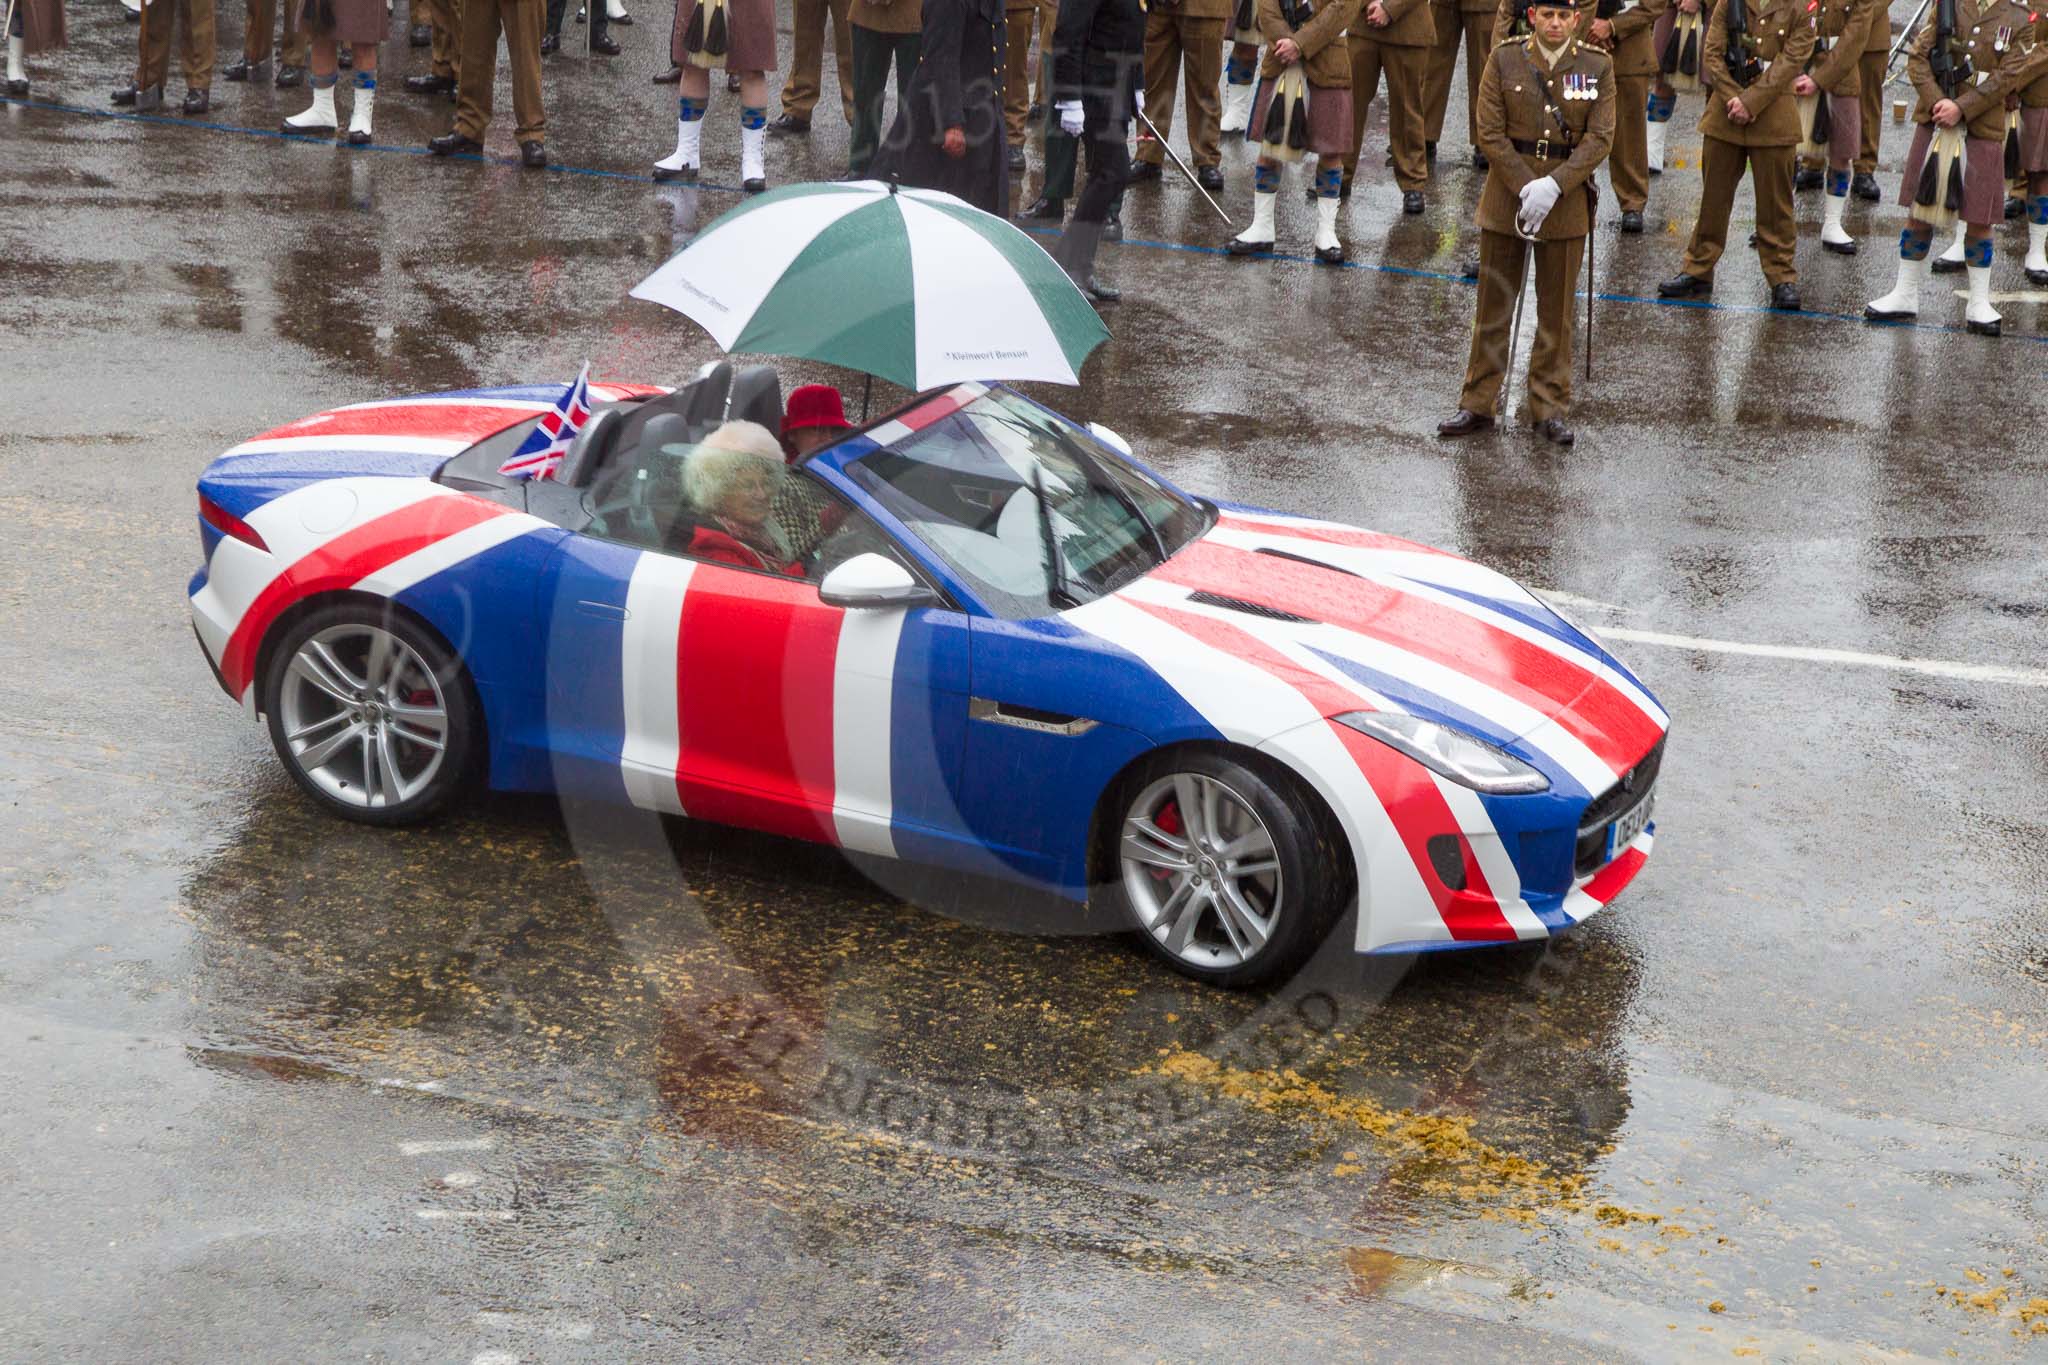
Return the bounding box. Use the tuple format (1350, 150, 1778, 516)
(1130, 0, 1232, 191)
(769, 0, 854, 134)
(223, 0, 309, 88)
(845, 0, 923, 176)
(653, 0, 779, 187)
(1438, 0, 1613, 446)
(1792, 0, 1879, 253)
(2020, 9, 2048, 283)
(1864, 0, 2041, 335)
(999, 0, 1036, 169)
(403, 0, 461, 100)
(1587, 0, 1670, 232)
(1848, 0, 1886, 199)
(1656, 0, 1814, 309)
(1423, 0, 1502, 167)
(1229, 0, 1364, 259)
(1344, 0, 1435, 212)
(6, 0, 63, 97)
(428, 0, 549, 167)
(282, 0, 385, 144)
(112, 0, 214, 113)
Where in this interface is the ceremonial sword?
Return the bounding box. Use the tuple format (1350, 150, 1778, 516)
(1133, 106, 1234, 228)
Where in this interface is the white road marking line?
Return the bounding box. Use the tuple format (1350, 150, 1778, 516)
(475, 1311, 596, 1340)
(1532, 588, 1628, 615)
(376, 1077, 445, 1092)
(415, 1209, 515, 1222)
(471, 1352, 522, 1365)
(398, 1137, 495, 1156)
(1600, 627, 2048, 688)
(441, 1170, 482, 1188)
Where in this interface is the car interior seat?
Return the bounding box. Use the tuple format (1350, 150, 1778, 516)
(556, 407, 625, 488)
(725, 365, 784, 439)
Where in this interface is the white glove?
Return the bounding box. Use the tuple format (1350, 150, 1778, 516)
(1516, 175, 1561, 235)
(1056, 100, 1085, 138)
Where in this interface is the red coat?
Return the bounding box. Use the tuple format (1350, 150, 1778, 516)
(687, 524, 801, 576)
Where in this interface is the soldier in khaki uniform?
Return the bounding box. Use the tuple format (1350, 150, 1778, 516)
(223, 0, 310, 85)
(113, 0, 215, 113)
(431, 0, 549, 166)
(772, 0, 855, 134)
(847, 0, 922, 174)
(1791, 0, 1879, 251)
(1424, 0, 1501, 166)
(1228, 0, 1363, 259)
(1345, 0, 1436, 211)
(1439, 0, 1613, 447)
(1848, 0, 1887, 198)
(1002, 0, 1038, 167)
(1586, 0, 1671, 232)
(1865, 0, 2042, 335)
(1129, 0, 1231, 189)
(1656, 0, 1813, 308)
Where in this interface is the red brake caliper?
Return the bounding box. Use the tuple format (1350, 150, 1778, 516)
(1151, 800, 1183, 881)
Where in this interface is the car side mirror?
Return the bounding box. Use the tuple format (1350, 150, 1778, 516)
(1087, 422, 1133, 457)
(818, 553, 938, 610)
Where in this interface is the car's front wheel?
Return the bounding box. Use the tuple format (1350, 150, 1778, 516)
(1111, 751, 1344, 987)
(260, 601, 479, 826)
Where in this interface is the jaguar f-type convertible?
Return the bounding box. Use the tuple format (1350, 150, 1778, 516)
(189, 364, 1665, 985)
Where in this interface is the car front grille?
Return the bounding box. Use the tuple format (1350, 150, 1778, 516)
(1573, 735, 1665, 877)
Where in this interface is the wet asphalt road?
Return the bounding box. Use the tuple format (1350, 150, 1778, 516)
(6, 2, 2048, 1359)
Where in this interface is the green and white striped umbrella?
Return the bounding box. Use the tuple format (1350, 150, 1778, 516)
(628, 180, 1111, 390)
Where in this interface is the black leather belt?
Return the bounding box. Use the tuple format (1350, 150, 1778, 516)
(1510, 136, 1572, 158)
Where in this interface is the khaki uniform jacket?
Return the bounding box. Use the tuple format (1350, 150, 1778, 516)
(1904, 0, 2037, 138)
(1162, 0, 1235, 22)
(1474, 37, 1617, 238)
(1258, 0, 1367, 81)
(1604, 0, 1675, 77)
(852, 0, 924, 35)
(1809, 0, 1881, 94)
(1861, 0, 1890, 50)
(2022, 12, 2048, 107)
(1350, 0, 1435, 46)
(1698, 0, 1816, 145)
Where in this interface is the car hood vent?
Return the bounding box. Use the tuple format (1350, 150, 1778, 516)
(1185, 590, 1316, 624)
(1252, 545, 1363, 578)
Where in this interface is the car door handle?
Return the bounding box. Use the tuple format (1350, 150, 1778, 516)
(969, 697, 1099, 736)
(574, 600, 630, 622)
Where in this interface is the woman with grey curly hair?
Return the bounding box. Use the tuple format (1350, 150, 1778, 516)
(677, 420, 800, 575)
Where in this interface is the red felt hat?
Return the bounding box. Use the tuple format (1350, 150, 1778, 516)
(782, 384, 853, 436)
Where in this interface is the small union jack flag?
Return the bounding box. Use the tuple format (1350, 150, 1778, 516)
(498, 363, 593, 481)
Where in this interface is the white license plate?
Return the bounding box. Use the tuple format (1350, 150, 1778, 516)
(1606, 788, 1655, 860)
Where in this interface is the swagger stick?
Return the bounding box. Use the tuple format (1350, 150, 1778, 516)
(1501, 238, 1532, 421)
(1134, 105, 1235, 228)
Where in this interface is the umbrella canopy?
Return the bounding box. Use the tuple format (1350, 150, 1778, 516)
(628, 180, 1111, 391)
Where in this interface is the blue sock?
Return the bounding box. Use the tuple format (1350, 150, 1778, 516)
(1826, 168, 1848, 196)
(1254, 164, 1278, 193)
(354, 71, 375, 90)
(311, 72, 339, 89)
(740, 105, 766, 130)
(679, 96, 706, 122)
(1647, 92, 1673, 122)
(1965, 235, 1993, 268)
(2030, 196, 2048, 226)
(1899, 228, 1932, 261)
(1316, 166, 1341, 199)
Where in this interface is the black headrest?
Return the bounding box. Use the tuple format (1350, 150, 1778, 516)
(680, 360, 734, 430)
(726, 365, 784, 437)
(557, 407, 624, 487)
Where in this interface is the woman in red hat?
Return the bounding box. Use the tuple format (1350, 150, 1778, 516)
(780, 384, 855, 461)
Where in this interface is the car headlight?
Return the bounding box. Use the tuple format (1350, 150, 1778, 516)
(1334, 712, 1550, 795)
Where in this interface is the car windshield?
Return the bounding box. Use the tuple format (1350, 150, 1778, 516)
(839, 388, 1210, 619)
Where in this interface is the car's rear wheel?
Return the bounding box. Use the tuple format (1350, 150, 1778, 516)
(1112, 751, 1343, 987)
(260, 601, 478, 826)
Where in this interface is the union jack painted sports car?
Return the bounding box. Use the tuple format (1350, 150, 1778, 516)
(189, 365, 1667, 985)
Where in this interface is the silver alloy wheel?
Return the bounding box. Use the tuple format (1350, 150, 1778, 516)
(1120, 771, 1284, 971)
(276, 622, 450, 810)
